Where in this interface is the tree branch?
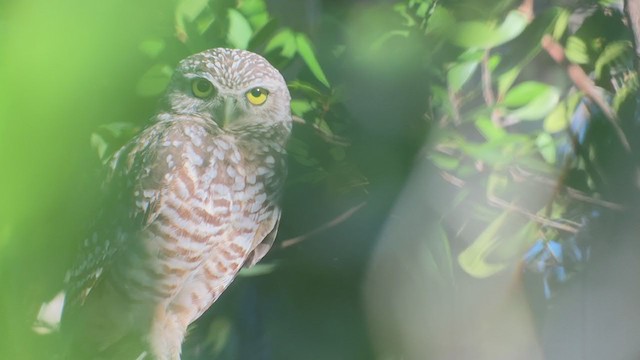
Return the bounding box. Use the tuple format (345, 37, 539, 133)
(487, 193, 580, 234)
(541, 35, 631, 152)
(280, 202, 366, 248)
(292, 115, 351, 146)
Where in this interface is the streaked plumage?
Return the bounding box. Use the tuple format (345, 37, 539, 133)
(62, 48, 291, 360)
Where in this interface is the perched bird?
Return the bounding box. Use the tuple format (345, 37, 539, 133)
(57, 48, 291, 359)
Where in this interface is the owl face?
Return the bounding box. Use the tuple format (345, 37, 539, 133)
(165, 48, 291, 131)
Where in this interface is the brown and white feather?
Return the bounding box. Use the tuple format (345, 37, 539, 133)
(61, 48, 291, 360)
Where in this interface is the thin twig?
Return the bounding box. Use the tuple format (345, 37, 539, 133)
(436, 167, 586, 233)
(292, 115, 351, 146)
(481, 50, 503, 126)
(280, 202, 366, 248)
(481, 50, 496, 106)
(509, 166, 624, 211)
(565, 187, 625, 211)
(448, 88, 462, 125)
(438, 168, 583, 233)
(487, 193, 580, 233)
(439, 170, 466, 188)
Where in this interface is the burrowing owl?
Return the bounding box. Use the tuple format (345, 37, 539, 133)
(62, 48, 291, 360)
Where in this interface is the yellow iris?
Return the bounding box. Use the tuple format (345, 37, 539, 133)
(191, 78, 215, 98)
(246, 87, 269, 105)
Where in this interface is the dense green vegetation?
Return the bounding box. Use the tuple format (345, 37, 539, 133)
(2, 0, 640, 359)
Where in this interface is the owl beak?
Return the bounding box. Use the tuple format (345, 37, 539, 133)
(214, 97, 240, 128)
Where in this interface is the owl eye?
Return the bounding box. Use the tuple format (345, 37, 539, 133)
(191, 78, 215, 98)
(246, 87, 269, 106)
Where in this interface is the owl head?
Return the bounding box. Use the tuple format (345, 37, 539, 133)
(164, 48, 291, 131)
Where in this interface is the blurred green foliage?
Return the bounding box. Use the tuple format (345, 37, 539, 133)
(424, 0, 637, 281)
(2, 0, 640, 359)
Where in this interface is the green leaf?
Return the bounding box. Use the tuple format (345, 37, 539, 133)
(288, 80, 325, 99)
(502, 81, 560, 120)
(612, 73, 639, 111)
(370, 30, 410, 51)
(247, 18, 279, 50)
(290, 99, 313, 116)
(91, 122, 140, 163)
(429, 152, 460, 171)
(447, 49, 485, 92)
(457, 134, 534, 166)
(237, 0, 267, 15)
(487, 54, 501, 71)
(90, 133, 108, 162)
(536, 132, 556, 164)
(510, 92, 559, 120)
(238, 262, 277, 277)
(176, 0, 209, 21)
(475, 116, 506, 141)
(565, 36, 589, 64)
(497, 66, 521, 98)
(594, 41, 631, 79)
(296, 33, 330, 87)
(543, 92, 581, 133)
(421, 224, 456, 286)
(227, 8, 252, 49)
(552, 8, 570, 39)
(175, 0, 210, 38)
(599, 0, 621, 6)
(196, 11, 215, 34)
(493, 221, 538, 261)
(447, 61, 479, 93)
(458, 211, 509, 278)
(314, 117, 333, 136)
(428, 6, 456, 36)
(456, 164, 477, 178)
(494, 8, 568, 97)
(502, 81, 548, 106)
(450, 10, 529, 48)
(136, 64, 173, 97)
(237, 0, 269, 28)
(265, 28, 297, 58)
(101, 122, 139, 137)
(543, 101, 569, 133)
(139, 38, 165, 59)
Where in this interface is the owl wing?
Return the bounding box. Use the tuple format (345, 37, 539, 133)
(244, 209, 281, 268)
(57, 122, 178, 359)
(64, 122, 170, 308)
